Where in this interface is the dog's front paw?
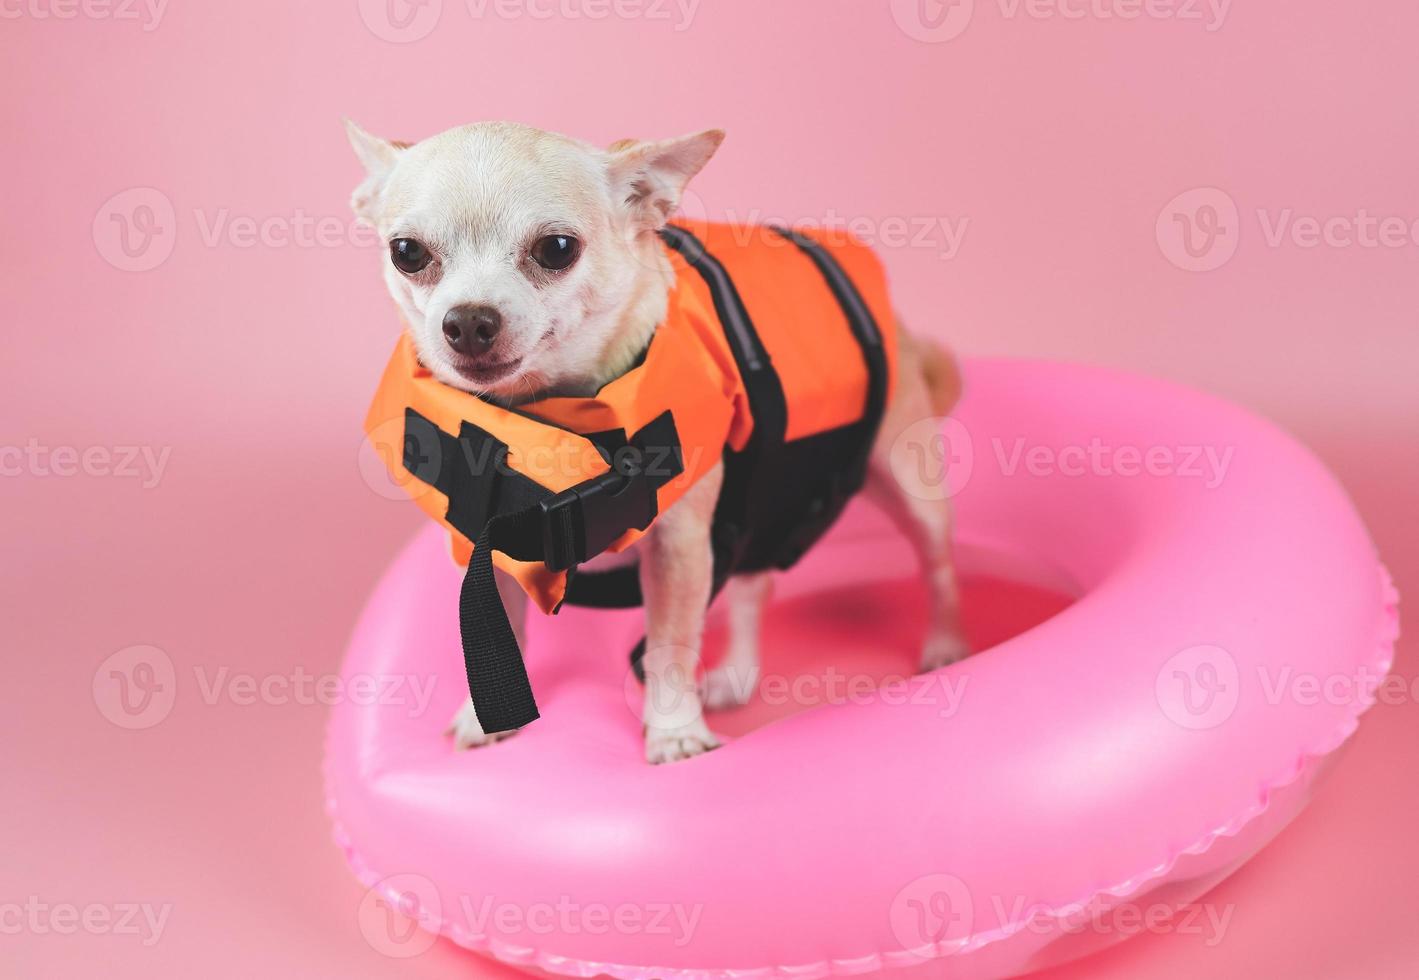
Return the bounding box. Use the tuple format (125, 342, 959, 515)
(919, 630, 972, 673)
(445, 698, 518, 750)
(644, 717, 721, 765)
(702, 662, 759, 711)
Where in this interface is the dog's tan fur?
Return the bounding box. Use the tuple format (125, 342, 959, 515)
(347, 120, 968, 763)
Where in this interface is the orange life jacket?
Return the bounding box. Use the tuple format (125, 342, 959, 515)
(366, 222, 897, 731)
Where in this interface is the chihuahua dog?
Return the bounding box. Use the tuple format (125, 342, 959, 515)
(346, 120, 969, 763)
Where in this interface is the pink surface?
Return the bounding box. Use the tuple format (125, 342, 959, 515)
(326, 363, 1395, 978)
(3, 2, 1417, 979)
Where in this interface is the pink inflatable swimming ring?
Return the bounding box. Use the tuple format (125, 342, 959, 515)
(326, 360, 1397, 979)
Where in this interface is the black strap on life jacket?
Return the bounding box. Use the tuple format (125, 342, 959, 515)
(401, 407, 684, 732)
(770, 224, 889, 499)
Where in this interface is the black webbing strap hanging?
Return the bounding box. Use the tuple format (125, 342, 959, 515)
(460, 512, 542, 732)
(402, 407, 683, 732)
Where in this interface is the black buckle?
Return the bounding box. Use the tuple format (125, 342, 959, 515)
(539, 460, 658, 573)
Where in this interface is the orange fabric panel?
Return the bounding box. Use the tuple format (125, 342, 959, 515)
(798, 225, 900, 406)
(677, 222, 897, 442)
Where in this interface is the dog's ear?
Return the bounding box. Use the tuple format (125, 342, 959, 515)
(607, 129, 724, 232)
(344, 118, 408, 226)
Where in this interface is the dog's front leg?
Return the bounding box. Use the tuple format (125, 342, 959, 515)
(447, 566, 529, 749)
(639, 462, 724, 764)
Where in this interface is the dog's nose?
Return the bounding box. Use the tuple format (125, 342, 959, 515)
(442, 304, 502, 355)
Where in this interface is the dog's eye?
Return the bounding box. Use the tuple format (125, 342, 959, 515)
(389, 238, 432, 275)
(530, 235, 581, 272)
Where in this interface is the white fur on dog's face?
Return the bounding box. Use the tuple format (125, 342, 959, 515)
(346, 120, 722, 402)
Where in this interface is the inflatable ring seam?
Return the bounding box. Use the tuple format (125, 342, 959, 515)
(322, 564, 1398, 980)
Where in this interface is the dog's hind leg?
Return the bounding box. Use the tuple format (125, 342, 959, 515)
(702, 572, 772, 710)
(865, 327, 970, 672)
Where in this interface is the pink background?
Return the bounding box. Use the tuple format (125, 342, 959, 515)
(3, 1, 1416, 977)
